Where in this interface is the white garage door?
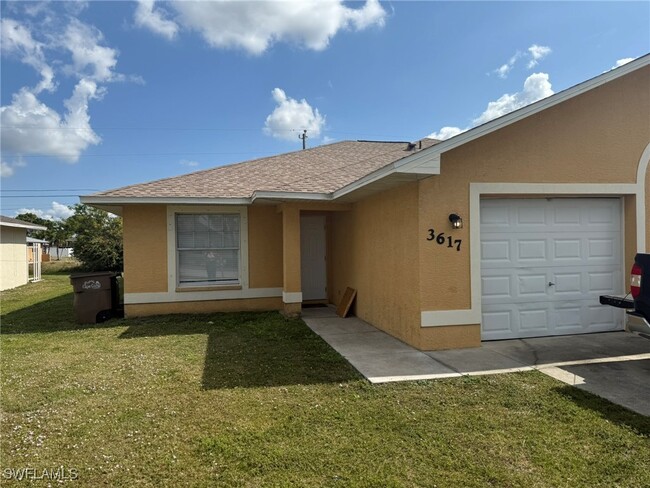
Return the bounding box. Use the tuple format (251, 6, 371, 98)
(480, 198, 624, 340)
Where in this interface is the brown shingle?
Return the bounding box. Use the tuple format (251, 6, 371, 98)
(93, 140, 439, 199)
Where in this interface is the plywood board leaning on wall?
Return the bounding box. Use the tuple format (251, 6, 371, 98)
(336, 287, 357, 318)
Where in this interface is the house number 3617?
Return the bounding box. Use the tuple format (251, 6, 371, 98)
(427, 229, 462, 251)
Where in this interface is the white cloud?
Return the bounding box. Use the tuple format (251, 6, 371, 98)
(1, 83, 102, 163)
(427, 127, 467, 141)
(473, 72, 553, 125)
(527, 44, 551, 69)
(264, 88, 325, 141)
(0, 157, 26, 178)
(62, 19, 120, 82)
(493, 52, 521, 79)
(137, 0, 386, 55)
(611, 58, 634, 69)
(1, 14, 136, 164)
(17, 201, 74, 221)
(1, 18, 55, 93)
(493, 45, 551, 78)
(134, 0, 178, 40)
(1, 161, 15, 178)
(428, 72, 554, 140)
(180, 159, 199, 167)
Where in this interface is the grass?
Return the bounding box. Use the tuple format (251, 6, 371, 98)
(1, 274, 649, 487)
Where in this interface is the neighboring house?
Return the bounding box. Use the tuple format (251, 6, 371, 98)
(0, 216, 48, 291)
(48, 246, 74, 260)
(27, 237, 51, 263)
(82, 56, 650, 351)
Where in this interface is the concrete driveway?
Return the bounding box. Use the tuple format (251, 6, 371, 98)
(302, 307, 650, 416)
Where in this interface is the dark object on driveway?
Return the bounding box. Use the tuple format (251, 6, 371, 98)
(600, 253, 650, 334)
(70, 271, 123, 324)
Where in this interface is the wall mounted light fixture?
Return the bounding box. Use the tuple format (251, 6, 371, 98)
(449, 213, 463, 229)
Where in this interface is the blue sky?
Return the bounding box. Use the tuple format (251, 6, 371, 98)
(1, 1, 648, 219)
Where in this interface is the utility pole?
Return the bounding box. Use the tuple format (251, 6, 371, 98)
(299, 129, 308, 150)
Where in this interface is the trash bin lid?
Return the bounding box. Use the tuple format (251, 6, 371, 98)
(70, 271, 118, 279)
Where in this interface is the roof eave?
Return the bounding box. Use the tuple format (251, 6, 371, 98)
(80, 196, 252, 206)
(0, 222, 48, 231)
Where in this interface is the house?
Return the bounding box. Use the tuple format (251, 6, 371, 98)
(0, 216, 48, 291)
(82, 56, 650, 350)
(27, 237, 51, 263)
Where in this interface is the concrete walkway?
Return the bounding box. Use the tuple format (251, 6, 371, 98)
(302, 306, 650, 416)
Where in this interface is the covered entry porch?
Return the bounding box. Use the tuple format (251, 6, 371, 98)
(277, 202, 351, 316)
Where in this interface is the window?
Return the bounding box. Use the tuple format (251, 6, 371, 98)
(176, 214, 240, 286)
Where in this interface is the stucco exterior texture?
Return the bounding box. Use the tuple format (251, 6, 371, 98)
(121, 66, 650, 351)
(0, 226, 29, 291)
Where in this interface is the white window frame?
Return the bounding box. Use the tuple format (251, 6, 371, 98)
(167, 205, 249, 291)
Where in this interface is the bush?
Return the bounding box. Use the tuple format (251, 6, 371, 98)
(68, 205, 123, 272)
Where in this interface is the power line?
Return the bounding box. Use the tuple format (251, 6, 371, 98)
(0, 125, 403, 139)
(1, 189, 101, 192)
(1, 195, 83, 198)
(0, 151, 270, 159)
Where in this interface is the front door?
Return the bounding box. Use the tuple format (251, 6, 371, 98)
(300, 215, 327, 300)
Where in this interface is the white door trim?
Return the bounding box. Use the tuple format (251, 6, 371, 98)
(421, 153, 649, 329)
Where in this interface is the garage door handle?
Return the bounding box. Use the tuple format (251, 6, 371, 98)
(548, 282, 555, 287)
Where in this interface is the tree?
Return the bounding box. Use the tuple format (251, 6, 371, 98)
(45, 221, 73, 260)
(67, 204, 123, 272)
(14, 212, 49, 239)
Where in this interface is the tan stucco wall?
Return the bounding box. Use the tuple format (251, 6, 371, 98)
(122, 205, 168, 294)
(123, 204, 284, 294)
(0, 227, 28, 291)
(421, 66, 650, 309)
(248, 205, 283, 288)
(330, 182, 421, 346)
(125, 297, 282, 317)
(646, 163, 650, 250)
(416, 66, 650, 349)
(282, 206, 301, 294)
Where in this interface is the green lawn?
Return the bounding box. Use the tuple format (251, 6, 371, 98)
(1, 273, 649, 487)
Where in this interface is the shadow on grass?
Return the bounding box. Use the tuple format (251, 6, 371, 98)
(119, 311, 361, 390)
(553, 385, 650, 435)
(0, 293, 123, 334)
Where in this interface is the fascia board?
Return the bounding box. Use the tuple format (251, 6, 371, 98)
(80, 196, 251, 205)
(0, 222, 48, 231)
(251, 191, 332, 202)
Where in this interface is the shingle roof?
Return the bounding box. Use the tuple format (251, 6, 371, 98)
(92, 139, 439, 199)
(0, 215, 48, 230)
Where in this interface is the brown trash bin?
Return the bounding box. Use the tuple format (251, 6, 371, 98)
(70, 271, 118, 324)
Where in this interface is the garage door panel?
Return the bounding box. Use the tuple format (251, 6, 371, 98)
(480, 198, 623, 340)
(517, 205, 547, 225)
(555, 305, 583, 329)
(554, 239, 582, 260)
(519, 308, 549, 332)
(587, 269, 620, 294)
(481, 239, 511, 264)
(518, 239, 547, 262)
(553, 272, 582, 294)
(482, 308, 513, 336)
(518, 273, 548, 297)
(481, 275, 511, 298)
(482, 233, 620, 268)
(587, 305, 623, 330)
